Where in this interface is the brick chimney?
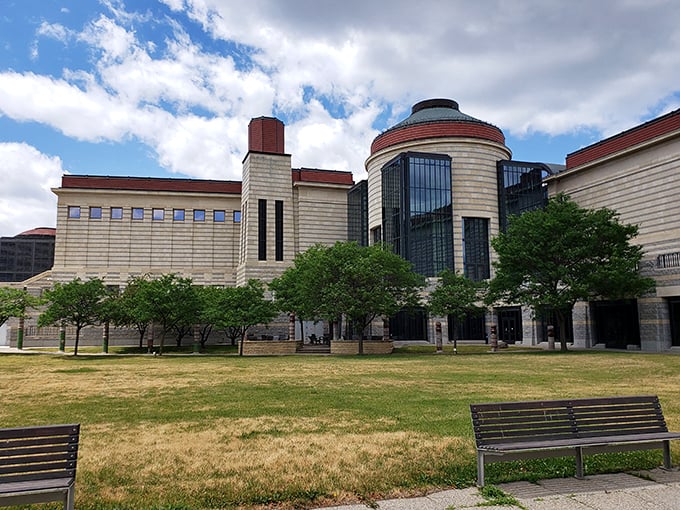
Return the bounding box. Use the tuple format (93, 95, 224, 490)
(248, 117, 285, 154)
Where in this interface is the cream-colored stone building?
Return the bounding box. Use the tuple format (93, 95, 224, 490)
(546, 109, 680, 351)
(3, 117, 353, 348)
(4, 101, 680, 352)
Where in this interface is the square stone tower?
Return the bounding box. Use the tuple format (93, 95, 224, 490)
(237, 117, 294, 285)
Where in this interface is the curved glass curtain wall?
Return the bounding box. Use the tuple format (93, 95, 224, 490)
(381, 152, 453, 276)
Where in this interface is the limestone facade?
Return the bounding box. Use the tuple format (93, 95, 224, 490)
(546, 109, 680, 351)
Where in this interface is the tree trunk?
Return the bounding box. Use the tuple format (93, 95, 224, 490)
(239, 330, 245, 356)
(556, 309, 569, 351)
(74, 326, 81, 356)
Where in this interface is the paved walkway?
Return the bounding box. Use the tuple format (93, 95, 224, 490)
(317, 469, 680, 509)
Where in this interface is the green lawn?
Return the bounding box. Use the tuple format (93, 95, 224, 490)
(1, 347, 679, 509)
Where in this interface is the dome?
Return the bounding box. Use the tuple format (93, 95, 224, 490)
(370, 98, 505, 154)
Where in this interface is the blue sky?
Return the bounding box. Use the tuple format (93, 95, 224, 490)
(1, 0, 680, 237)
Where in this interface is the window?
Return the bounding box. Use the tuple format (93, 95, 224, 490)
(213, 210, 225, 222)
(275, 200, 283, 261)
(111, 207, 123, 220)
(258, 199, 267, 260)
(173, 209, 185, 221)
(463, 217, 490, 281)
(68, 206, 80, 219)
(233, 211, 241, 223)
(381, 152, 453, 276)
(497, 160, 550, 232)
(371, 226, 382, 244)
(152, 208, 165, 221)
(348, 180, 368, 246)
(193, 209, 205, 222)
(132, 208, 144, 220)
(89, 207, 102, 219)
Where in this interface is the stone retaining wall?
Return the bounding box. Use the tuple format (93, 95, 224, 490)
(330, 340, 393, 355)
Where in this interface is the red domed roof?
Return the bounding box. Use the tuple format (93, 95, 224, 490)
(371, 99, 505, 154)
(17, 227, 56, 237)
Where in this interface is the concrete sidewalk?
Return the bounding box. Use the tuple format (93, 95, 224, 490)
(317, 468, 680, 509)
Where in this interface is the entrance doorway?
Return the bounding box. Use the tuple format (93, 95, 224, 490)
(497, 307, 522, 344)
(669, 298, 680, 347)
(448, 314, 486, 341)
(591, 299, 640, 349)
(389, 307, 427, 341)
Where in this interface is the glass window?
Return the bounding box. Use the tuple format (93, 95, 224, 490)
(111, 207, 123, 219)
(132, 208, 144, 220)
(233, 211, 241, 223)
(275, 200, 283, 261)
(381, 152, 453, 277)
(258, 199, 267, 260)
(463, 217, 490, 281)
(89, 207, 102, 219)
(68, 206, 80, 219)
(173, 209, 185, 221)
(152, 208, 164, 221)
(497, 161, 550, 232)
(214, 210, 225, 222)
(193, 209, 205, 222)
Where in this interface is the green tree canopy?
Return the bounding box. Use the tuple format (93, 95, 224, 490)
(38, 278, 109, 355)
(428, 270, 487, 349)
(488, 194, 655, 350)
(0, 287, 41, 327)
(208, 280, 277, 356)
(271, 241, 424, 353)
(108, 275, 154, 349)
(135, 274, 199, 354)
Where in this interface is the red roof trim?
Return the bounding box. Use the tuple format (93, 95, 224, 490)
(371, 122, 505, 154)
(17, 227, 56, 237)
(60, 175, 242, 194)
(566, 109, 680, 169)
(292, 168, 354, 185)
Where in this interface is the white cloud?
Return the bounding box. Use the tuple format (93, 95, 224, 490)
(0, 143, 63, 236)
(1, 0, 680, 207)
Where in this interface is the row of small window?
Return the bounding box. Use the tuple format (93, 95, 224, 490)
(68, 206, 241, 223)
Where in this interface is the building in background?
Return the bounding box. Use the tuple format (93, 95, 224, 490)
(5, 100, 680, 352)
(0, 228, 55, 282)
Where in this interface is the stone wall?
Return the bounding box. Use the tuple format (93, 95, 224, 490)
(330, 340, 394, 355)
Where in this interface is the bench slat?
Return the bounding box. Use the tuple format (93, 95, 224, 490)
(0, 444, 78, 459)
(0, 425, 79, 441)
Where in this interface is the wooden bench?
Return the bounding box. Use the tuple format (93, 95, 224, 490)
(0, 424, 80, 509)
(470, 396, 680, 486)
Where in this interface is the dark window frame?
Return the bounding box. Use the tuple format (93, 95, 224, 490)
(258, 199, 267, 261)
(89, 206, 102, 219)
(275, 200, 283, 261)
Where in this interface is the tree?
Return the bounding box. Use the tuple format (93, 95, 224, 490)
(0, 287, 40, 327)
(488, 194, 655, 351)
(108, 275, 154, 349)
(428, 270, 487, 352)
(38, 278, 108, 355)
(272, 241, 424, 354)
(209, 280, 277, 356)
(135, 274, 199, 355)
(269, 245, 328, 341)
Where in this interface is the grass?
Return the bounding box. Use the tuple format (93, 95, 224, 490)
(1, 346, 679, 509)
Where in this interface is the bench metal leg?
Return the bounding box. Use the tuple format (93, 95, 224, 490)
(663, 440, 672, 470)
(575, 447, 584, 478)
(65, 485, 75, 510)
(477, 451, 485, 487)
